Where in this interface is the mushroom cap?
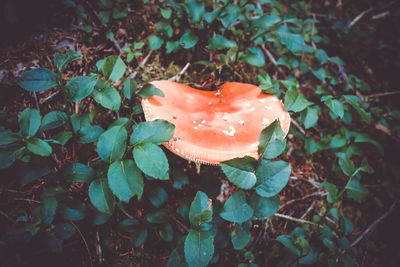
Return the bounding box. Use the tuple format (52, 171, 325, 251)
(141, 81, 290, 165)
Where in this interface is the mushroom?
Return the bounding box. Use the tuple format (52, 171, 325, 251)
(141, 81, 290, 172)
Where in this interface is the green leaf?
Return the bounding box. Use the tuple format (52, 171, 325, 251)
(89, 178, 116, 214)
(315, 49, 328, 64)
(92, 81, 121, 111)
(26, 138, 52, 156)
(249, 194, 280, 219)
(146, 210, 169, 223)
(184, 229, 214, 267)
(312, 68, 326, 81)
(241, 47, 265, 67)
(97, 125, 127, 163)
(344, 95, 371, 124)
(138, 84, 165, 98)
(63, 162, 95, 183)
(119, 218, 140, 233)
(18, 161, 53, 184)
(220, 191, 253, 223)
(60, 203, 87, 221)
(220, 157, 257, 190)
(186, 0, 205, 23)
(108, 160, 144, 202)
(255, 160, 291, 197)
(131, 229, 148, 247)
(148, 35, 164, 50)
(99, 10, 110, 23)
(122, 78, 137, 99)
(172, 168, 189, 190)
(0, 147, 25, 169)
(102, 55, 126, 82)
(275, 29, 314, 53)
(251, 14, 281, 30)
(180, 30, 199, 49)
(66, 76, 97, 102)
(148, 186, 168, 207)
(0, 130, 21, 147)
(159, 224, 173, 242)
(78, 125, 104, 144)
(112, 6, 128, 19)
(161, 8, 172, 19)
(18, 68, 57, 92)
(40, 197, 57, 225)
(53, 50, 82, 71)
(166, 40, 180, 53)
(329, 57, 344, 65)
(189, 191, 212, 227)
(337, 153, 356, 176)
(323, 96, 344, 119)
(231, 224, 251, 250)
(40, 111, 68, 131)
(130, 119, 174, 145)
(258, 120, 286, 160)
(330, 134, 346, 148)
(284, 85, 311, 112)
(52, 131, 72, 146)
(206, 35, 237, 50)
(321, 181, 338, 203)
(299, 106, 319, 129)
(55, 223, 76, 240)
(133, 143, 169, 180)
(18, 108, 41, 137)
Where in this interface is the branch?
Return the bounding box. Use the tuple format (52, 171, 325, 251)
(70, 220, 93, 267)
(366, 91, 400, 99)
(169, 63, 191, 82)
(348, 8, 373, 29)
(275, 213, 318, 226)
(351, 199, 398, 248)
(290, 118, 306, 135)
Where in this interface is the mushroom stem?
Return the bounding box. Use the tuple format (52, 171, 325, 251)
(195, 162, 202, 175)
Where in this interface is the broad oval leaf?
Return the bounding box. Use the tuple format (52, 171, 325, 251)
(18, 68, 57, 92)
(133, 143, 169, 180)
(284, 86, 312, 112)
(241, 47, 265, 67)
(249, 194, 280, 219)
(148, 35, 164, 50)
(97, 125, 127, 163)
(54, 50, 82, 71)
(148, 186, 168, 207)
(122, 78, 137, 99)
(26, 138, 52, 156)
(138, 84, 165, 98)
(63, 162, 95, 183)
(255, 160, 291, 197)
(231, 224, 251, 250)
(206, 35, 237, 50)
(184, 229, 214, 267)
(92, 82, 121, 111)
(220, 157, 257, 190)
(102, 55, 126, 82)
(108, 160, 144, 203)
(40, 111, 68, 131)
(189, 191, 212, 227)
(130, 119, 175, 145)
(220, 191, 253, 223)
(89, 178, 115, 214)
(66, 76, 97, 102)
(180, 30, 199, 49)
(18, 108, 41, 137)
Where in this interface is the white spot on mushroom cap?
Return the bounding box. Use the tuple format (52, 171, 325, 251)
(222, 126, 236, 137)
(208, 102, 212, 105)
(249, 107, 255, 111)
(201, 120, 206, 124)
(272, 97, 278, 102)
(223, 114, 229, 121)
(262, 118, 270, 126)
(192, 120, 196, 124)
(194, 126, 198, 130)
(244, 102, 251, 107)
(264, 105, 272, 110)
(259, 99, 266, 103)
(238, 120, 244, 125)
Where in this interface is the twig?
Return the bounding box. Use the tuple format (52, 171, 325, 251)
(250, 219, 269, 252)
(95, 230, 104, 264)
(33, 92, 40, 112)
(351, 199, 398, 248)
(70, 221, 93, 267)
(275, 213, 317, 226)
(372, 11, 390, 20)
(261, 45, 286, 76)
(119, 204, 134, 219)
(129, 51, 153, 79)
(171, 215, 189, 234)
(0, 210, 16, 224)
(14, 198, 41, 204)
(348, 8, 373, 29)
(300, 201, 316, 219)
(279, 191, 327, 210)
(39, 91, 60, 104)
(290, 176, 321, 188)
(366, 91, 400, 99)
(290, 118, 306, 135)
(169, 63, 191, 82)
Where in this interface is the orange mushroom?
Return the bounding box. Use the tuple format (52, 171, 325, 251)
(141, 81, 290, 168)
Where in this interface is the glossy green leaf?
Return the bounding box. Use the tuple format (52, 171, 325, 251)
(146, 210, 169, 223)
(60, 203, 87, 221)
(231, 224, 251, 250)
(138, 83, 165, 98)
(166, 40, 180, 53)
(97, 125, 127, 163)
(344, 95, 371, 124)
(220, 157, 257, 190)
(130, 120, 174, 145)
(148, 35, 164, 50)
(323, 96, 344, 119)
(53, 49, 82, 71)
(119, 218, 140, 233)
(102, 55, 126, 82)
(52, 131, 72, 146)
(258, 120, 286, 160)
(18, 108, 41, 137)
(0, 130, 21, 147)
(241, 47, 265, 67)
(133, 143, 169, 180)
(131, 229, 148, 247)
(207, 35, 237, 50)
(249, 194, 280, 219)
(161, 8, 172, 19)
(312, 68, 326, 80)
(284, 86, 311, 112)
(55, 223, 76, 240)
(255, 160, 291, 197)
(63, 162, 95, 183)
(189, 191, 212, 227)
(315, 49, 328, 64)
(275, 29, 314, 53)
(180, 30, 199, 49)
(40, 111, 68, 131)
(159, 224, 173, 242)
(92, 82, 121, 111)
(148, 186, 168, 207)
(184, 229, 214, 267)
(220, 191, 253, 223)
(26, 138, 52, 156)
(18, 68, 57, 92)
(89, 178, 115, 214)
(299, 106, 319, 129)
(122, 78, 137, 99)
(321, 181, 338, 203)
(78, 125, 104, 144)
(66, 76, 97, 102)
(108, 160, 144, 202)
(40, 197, 57, 225)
